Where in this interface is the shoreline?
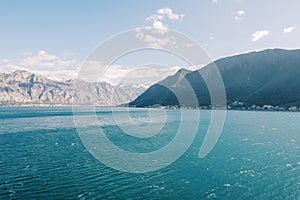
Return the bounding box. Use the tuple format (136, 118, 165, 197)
(1, 104, 299, 113)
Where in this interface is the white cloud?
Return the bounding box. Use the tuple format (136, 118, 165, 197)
(144, 35, 170, 47)
(35, 69, 78, 81)
(76, 60, 123, 83)
(237, 10, 245, 16)
(0, 63, 27, 72)
(283, 26, 295, 34)
(146, 14, 164, 22)
(1, 51, 196, 85)
(81, 61, 194, 86)
(157, 7, 184, 21)
(251, 30, 269, 42)
(17, 50, 76, 70)
(152, 20, 168, 30)
(77, 59, 201, 86)
(135, 29, 175, 49)
(138, 8, 185, 48)
(0, 50, 78, 80)
(234, 10, 246, 20)
(211, 0, 218, 3)
(146, 7, 184, 32)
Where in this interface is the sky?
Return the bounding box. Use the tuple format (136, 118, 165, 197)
(0, 0, 299, 84)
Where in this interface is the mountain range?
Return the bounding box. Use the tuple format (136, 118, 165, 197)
(1, 49, 300, 110)
(0, 70, 146, 106)
(129, 49, 300, 111)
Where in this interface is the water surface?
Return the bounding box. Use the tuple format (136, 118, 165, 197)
(0, 107, 300, 199)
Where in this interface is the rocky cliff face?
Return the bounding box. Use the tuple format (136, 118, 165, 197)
(0, 70, 145, 106)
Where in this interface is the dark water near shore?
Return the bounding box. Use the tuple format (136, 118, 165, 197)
(1, 107, 300, 199)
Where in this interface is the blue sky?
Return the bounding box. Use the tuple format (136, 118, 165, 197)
(0, 0, 299, 82)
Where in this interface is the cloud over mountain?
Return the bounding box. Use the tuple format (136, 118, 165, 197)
(251, 30, 269, 42)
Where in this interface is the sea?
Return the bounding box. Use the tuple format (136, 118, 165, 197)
(0, 107, 300, 199)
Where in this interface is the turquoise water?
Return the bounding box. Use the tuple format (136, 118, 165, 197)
(0, 107, 300, 199)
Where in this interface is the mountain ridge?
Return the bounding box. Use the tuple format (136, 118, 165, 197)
(0, 70, 146, 106)
(129, 48, 300, 111)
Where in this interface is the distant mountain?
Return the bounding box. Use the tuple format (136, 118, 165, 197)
(129, 49, 300, 111)
(0, 70, 146, 106)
